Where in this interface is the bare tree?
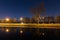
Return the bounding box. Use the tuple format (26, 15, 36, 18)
(30, 1, 45, 24)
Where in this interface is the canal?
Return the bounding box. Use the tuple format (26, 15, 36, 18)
(0, 27, 60, 40)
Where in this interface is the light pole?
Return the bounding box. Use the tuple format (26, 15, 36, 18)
(5, 18, 10, 22)
(20, 17, 23, 21)
(20, 17, 24, 24)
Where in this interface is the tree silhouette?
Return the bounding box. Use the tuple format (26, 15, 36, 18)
(30, 1, 45, 23)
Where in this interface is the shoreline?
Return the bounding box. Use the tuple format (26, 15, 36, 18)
(0, 23, 60, 28)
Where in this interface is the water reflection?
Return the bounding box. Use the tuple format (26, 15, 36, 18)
(0, 27, 60, 40)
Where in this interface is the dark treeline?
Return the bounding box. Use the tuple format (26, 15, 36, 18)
(0, 16, 60, 23)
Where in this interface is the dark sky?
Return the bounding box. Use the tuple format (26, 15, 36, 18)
(0, 0, 60, 19)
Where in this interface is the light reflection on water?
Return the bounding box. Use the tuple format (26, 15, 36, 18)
(0, 27, 60, 40)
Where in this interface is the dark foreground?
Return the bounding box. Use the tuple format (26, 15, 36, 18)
(0, 27, 60, 40)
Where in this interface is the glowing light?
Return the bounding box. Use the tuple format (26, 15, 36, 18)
(5, 29, 10, 32)
(5, 18, 10, 22)
(20, 30, 23, 34)
(20, 17, 23, 21)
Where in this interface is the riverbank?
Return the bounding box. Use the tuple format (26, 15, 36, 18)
(0, 23, 60, 28)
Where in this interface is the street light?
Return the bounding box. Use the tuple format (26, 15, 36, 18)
(20, 17, 23, 21)
(5, 18, 10, 22)
(20, 17, 24, 24)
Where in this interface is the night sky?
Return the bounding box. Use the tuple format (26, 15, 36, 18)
(0, 0, 60, 19)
